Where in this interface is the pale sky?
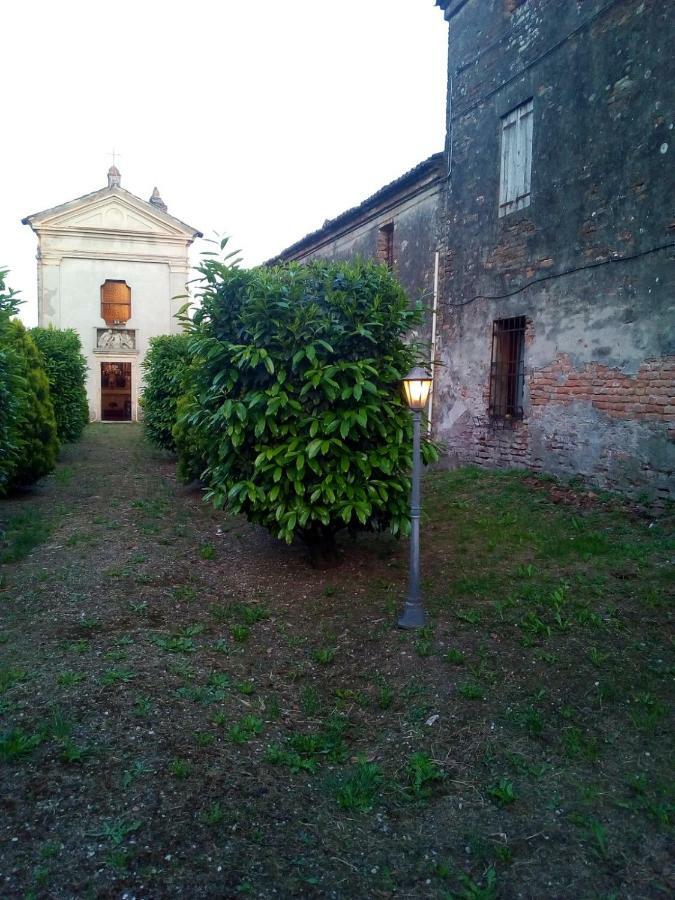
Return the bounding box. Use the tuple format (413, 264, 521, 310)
(5, 1, 448, 325)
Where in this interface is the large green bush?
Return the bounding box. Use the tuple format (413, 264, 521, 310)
(0, 270, 22, 492)
(173, 391, 211, 483)
(178, 256, 436, 556)
(4, 320, 59, 490)
(140, 333, 192, 452)
(31, 326, 88, 442)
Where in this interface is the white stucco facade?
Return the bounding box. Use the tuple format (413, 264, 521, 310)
(23, 172, 201, 422)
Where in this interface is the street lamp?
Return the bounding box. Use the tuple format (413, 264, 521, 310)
(398, 366, 433, 629)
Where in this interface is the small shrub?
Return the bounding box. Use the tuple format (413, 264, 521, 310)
(30, 326, 88, 442)
(173, 392, 209, 483)
(140, 333, 193, 452)
(3, 319, 59, 491)
(0, 270, 23, 492)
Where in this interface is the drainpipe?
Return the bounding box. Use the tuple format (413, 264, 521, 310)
(427, 249, 440, 436)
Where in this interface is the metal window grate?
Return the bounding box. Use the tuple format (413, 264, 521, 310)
(489, 316, 526, 420)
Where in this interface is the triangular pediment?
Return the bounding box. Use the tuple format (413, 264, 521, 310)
(23, 186, 201, 239)
(39, 194, 188, 237)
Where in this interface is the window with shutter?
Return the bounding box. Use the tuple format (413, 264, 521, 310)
(499, 100, 533, 216)
(101, 280, 131, 325)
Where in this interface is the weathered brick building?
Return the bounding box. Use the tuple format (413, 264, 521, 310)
(267, 154, 446, 423)
(273, 0, 675, 500)
(434, 0, 674, 500)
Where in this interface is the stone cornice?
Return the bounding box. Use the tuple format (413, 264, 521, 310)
(93, 348, 139, 356)
(33, 225, 193, 246)
(38, 250, 190, 271)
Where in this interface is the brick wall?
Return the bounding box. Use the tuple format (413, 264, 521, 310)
(433, 0, 675, 501)
(530, 356, 675, 425)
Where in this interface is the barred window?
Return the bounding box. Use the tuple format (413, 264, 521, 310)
(489, 316, 526, 419)
(499, 99, 533, 216)
(101, 280, 131, 325)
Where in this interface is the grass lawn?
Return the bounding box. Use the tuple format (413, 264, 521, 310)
(0, 424, 672, 899)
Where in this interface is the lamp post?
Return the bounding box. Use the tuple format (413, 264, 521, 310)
(398, 367, 433, 630)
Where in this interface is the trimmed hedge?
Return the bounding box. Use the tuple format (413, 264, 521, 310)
(173, 392, 209, 483)
(4, 320, 59, 491)
(31, 326, 88, 442)
(0, 270, 22, 492)
(140, 333, 192, 453)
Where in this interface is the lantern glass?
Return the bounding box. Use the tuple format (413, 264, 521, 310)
(402, 367, 432, 411)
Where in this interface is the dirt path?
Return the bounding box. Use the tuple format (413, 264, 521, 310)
(0, 425, 672, 899)
(0, 425, 413, 898)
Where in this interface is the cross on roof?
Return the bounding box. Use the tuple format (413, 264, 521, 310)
(109, 149, 122, 168)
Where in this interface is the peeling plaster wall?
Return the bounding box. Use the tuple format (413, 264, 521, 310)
(287, 184, 444, 348)
(435, 0, 675, 499)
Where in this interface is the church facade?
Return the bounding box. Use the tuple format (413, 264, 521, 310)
(23, 167, 201, 422)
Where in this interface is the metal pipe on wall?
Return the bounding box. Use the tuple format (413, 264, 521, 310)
(427, 249, 440, 436)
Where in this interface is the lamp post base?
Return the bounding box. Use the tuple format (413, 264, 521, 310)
(398, 599, 427, 630)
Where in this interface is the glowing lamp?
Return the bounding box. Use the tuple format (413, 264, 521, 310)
(401, 367, 432, 411)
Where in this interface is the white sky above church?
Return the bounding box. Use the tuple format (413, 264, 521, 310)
(5, 1, 448, 325)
